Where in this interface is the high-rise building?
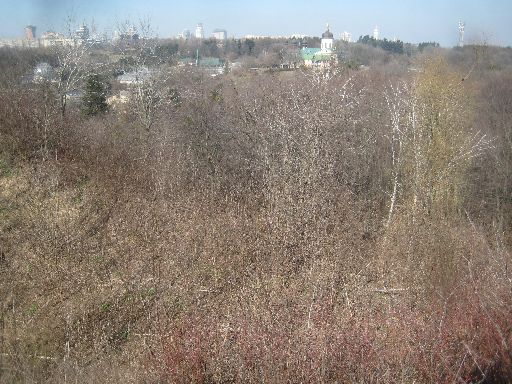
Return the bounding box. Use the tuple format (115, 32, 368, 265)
(195, 23, 204, 39)
(103, 27, 113, 42)
(75, 24, 90, 40)
(372, 25, 379, 40)
(179, 29, 191, 39)
(25, 25, 36, 40)
(212, 29, 227, 40)
(341, 31, 352, 43)
(458, 21, 465, 47)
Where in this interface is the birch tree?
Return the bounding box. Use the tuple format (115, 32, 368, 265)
(384, 57, 491, 226)
(115, 19, 172, 134)
(53, 40, 94, 116)
(52, 16, 102, 117)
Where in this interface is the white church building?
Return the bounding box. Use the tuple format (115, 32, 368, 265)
(301, 24, 337, 68)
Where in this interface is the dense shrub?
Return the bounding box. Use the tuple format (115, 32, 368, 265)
(0, 46, 511, 383)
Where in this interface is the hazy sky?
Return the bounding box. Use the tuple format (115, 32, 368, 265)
(1, 0, 511, 46)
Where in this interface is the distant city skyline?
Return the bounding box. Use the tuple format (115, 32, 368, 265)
(0, 0, 511, 46)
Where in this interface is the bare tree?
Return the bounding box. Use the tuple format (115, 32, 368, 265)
(114, 19, 173, 134)
(52, 16, 103, 116)
(383, 57, 492, 227)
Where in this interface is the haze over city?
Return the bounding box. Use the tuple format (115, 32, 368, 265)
(1, 0, 511, 46)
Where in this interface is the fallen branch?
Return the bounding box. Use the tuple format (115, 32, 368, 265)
(371, 288, 410, 294)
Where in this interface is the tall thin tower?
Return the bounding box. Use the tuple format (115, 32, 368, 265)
(25, 25, 36, 40)
(195, 23, 204, 39)
(458, 21, 465, 47)
(372, 25, 379, 40)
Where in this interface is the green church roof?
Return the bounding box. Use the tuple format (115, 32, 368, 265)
(301, 48, 334, 62)
(301, 48, 321, 60)
(199, 57, 222, 67)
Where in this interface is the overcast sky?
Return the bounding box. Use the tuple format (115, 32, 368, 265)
(1, 0, 511, 46)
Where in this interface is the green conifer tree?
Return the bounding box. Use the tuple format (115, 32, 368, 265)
(81, 74, 110, 116)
